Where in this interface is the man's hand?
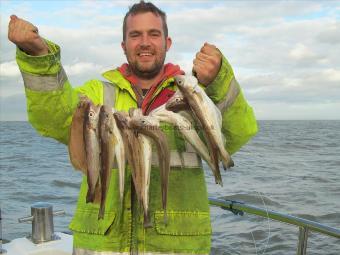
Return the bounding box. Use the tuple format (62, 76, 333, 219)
(192, 42, 222, 86)
(8, 15, 48, 56)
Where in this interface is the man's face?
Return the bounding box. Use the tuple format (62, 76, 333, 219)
(121, 12, 172, 79)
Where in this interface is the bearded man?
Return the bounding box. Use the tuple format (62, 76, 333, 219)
(8, 1, 257, 254)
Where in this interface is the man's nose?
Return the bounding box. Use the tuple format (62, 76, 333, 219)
(140, 34, 151, 46)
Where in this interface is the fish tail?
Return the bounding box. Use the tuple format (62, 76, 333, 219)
(216, 170, 223, 187)
(220, 149, 234, 170)
(87, 181, 101, 203)
(86, 165, 99, 203)
(98, 201, 105, 220)
(230, 158, 235, 167)
(221, 157, 234, 170)
(98, 187, 107, 220)
(218, 178, 223, 187)
(143, 212, 153, 228)
(222, 162, 227, 171)
(214, 169, 223, 187)
(211, 145, 223, 186)
(86, 189, 95, 203)
(98, 204, 105, 220)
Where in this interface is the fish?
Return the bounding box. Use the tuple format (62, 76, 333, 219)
(83, 101, 101, 203)
(113, 111, 144, 204)
(165, 90, 189, 113)
(68, 96, 91, 174)
(129, 108, 153, 227)
(140, 134, 153, 227)
(165, 90, 195, 123)
(98, 105, 117, 219)
(129, 112, 170, 223)
(150, 106, 216, 172)
(111, 109, 126, 209)
(174, 75, 234, 186)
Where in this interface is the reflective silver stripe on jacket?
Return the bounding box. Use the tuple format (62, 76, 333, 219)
(73, 247, 208, 255)
(21, 67, 67, 91)
(151, 151, 202, 168)
(216, 78, 240, 112)
(112, 150, 202, 169)
(102, 81, 116, 108)
(73, 248, 129, 255)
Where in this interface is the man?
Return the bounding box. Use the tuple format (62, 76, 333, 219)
(8, 1, 258, 254)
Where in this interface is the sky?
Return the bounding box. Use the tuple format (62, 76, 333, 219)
(0, 0, 339, 120)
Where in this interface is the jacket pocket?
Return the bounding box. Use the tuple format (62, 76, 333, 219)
(154, 210, 211, 236)
(69, 208, 116, 235)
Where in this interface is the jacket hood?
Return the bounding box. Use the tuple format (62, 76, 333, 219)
(117, 63, 184, 86)
(117, 63, 184, 113)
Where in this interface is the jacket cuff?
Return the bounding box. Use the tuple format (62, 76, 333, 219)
(16, 39, 61, 75)
(204, 54, 235, 103)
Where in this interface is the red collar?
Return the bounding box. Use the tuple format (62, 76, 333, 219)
(117, 63, 184, 86)
(117, 63, 184, 113)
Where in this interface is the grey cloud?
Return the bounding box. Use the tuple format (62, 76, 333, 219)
(1, 1, 339, 120)
(0, 76, 24, 98)
(0, 93, 27, 121)
(316, 22, 340, 45)
(240, 70, 340, 103)
(251, 101, 340, 120)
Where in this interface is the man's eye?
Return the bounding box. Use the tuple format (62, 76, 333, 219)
(130, 33, 140, 38)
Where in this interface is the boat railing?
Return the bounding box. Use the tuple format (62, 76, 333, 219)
(209, 197, 340, 255)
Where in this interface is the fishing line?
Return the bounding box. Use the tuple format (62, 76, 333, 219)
(257, 191, 271, 255)
(250, 230, 259, 255)
(249, 191, 271, 255)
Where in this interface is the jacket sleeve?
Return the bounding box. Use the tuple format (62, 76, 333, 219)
(204, 54, 258, 155)
(16, 39, 103, 145)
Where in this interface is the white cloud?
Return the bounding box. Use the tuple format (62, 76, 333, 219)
(64, 62, 104, 76)
(289, 43, 316, 61)
(0, 61, 20, 77)
(323, 69, 340, 82)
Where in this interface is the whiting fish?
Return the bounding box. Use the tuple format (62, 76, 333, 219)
(150, 106, 215, 172)
(129, 112, 170, 223)
(165, 90, 189, 113)
(129, 109, 153, 227)
(113, 111, 144, 204)
(111, 109, 126, 209)
(98, 105, 117, 219)
(68, 97, 90, 174)
(174, 75, 234, 186)
(84, 101, 101, 203)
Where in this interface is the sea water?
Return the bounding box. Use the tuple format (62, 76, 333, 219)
(1, 120, 339, 254)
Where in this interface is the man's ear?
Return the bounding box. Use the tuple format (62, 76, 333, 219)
(121, 41, 126, 55)
(166, 37, 172, 52)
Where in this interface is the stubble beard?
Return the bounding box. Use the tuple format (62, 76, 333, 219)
(127, 46, 166, 80)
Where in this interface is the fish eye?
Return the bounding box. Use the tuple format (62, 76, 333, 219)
(89, 112, 94, 117)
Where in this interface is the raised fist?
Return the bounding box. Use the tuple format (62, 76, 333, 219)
(193, 42, 222, 86)
(8, 15, 48, 56)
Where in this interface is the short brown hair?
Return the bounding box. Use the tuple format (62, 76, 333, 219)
(122, 1, 168, 41)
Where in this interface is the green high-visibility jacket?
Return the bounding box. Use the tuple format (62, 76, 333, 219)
(16, 40, 258, 254)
